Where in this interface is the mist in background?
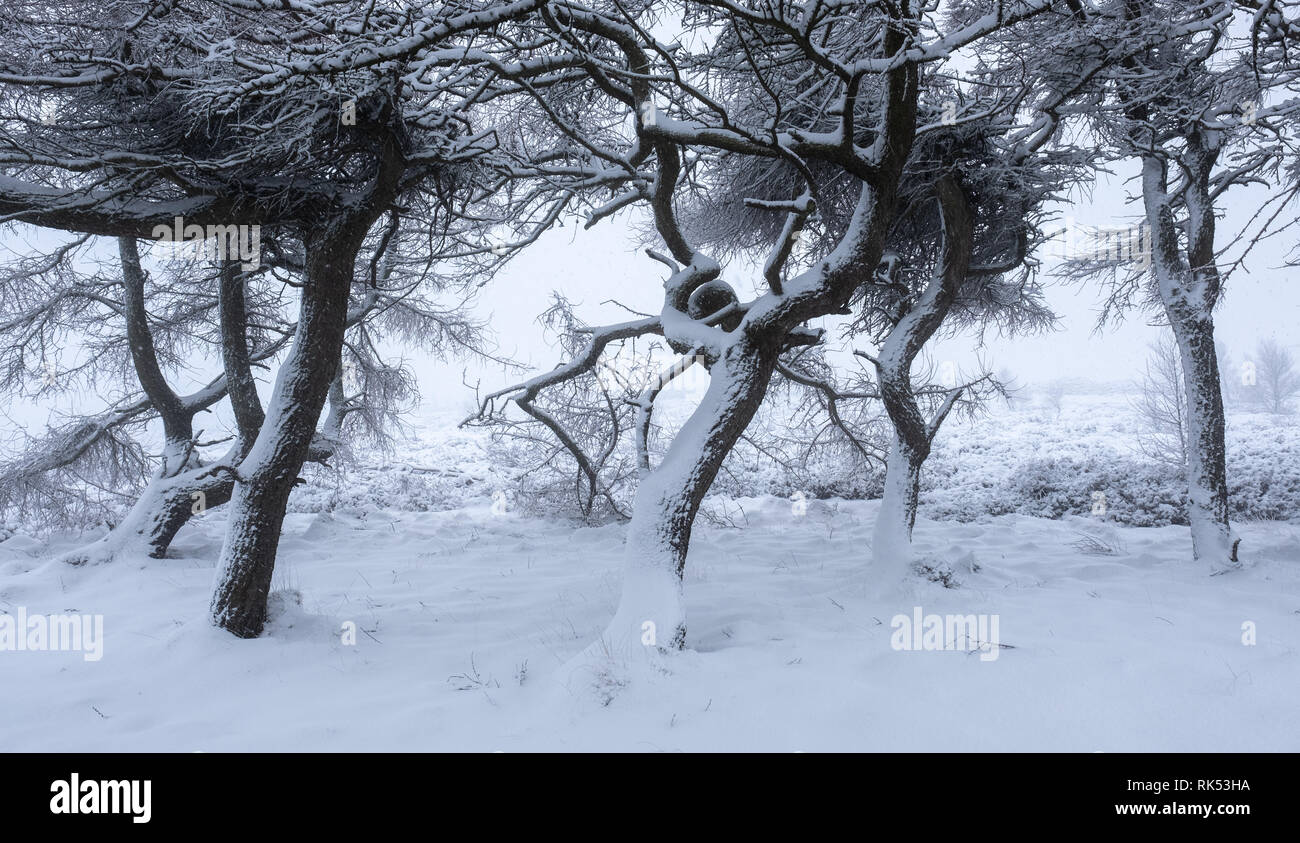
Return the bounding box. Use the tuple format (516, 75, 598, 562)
(2, 166, 1295, 455)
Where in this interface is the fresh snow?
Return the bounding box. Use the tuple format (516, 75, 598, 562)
(2, 407, 1297, 750)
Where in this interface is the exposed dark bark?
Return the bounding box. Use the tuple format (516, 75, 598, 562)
(60, 251, 260, 565)
(1173, 313, 1235, 555)
(118, 237, 195, 467)
(145, 475, 236, 555)
(1142, 141, 1240, 569)
(208, 229, 367, 637)
(133, 260, 267, 559)
(665, 340, 781, 575)
(218, 260, 267, 446)
(870, 176, 973, 567)
(209, 124, 405, 636)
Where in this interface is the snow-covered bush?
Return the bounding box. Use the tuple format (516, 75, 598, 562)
(285, 423, 507, 516)
(1226, 422, 1300, 522)
(288, 464, 491, 515)
(981, 456, 1186, 526)
(918, 407, 1300, 526)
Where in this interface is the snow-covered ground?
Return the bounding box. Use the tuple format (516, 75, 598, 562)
(3, 472, 1298, 751)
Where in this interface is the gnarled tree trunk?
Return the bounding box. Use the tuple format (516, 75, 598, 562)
(870, 176, 973, 579)
(60, 258, 260, 565)
(1168, 312, 1236, 567)
(601, 335, 780, 656)
(208, 229, 361, 637)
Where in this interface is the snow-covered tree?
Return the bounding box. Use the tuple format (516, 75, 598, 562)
(1251, 338, 1300, 414)
(0, 0, 554, 635)
(469, 0, 1064, 660)
(635, 6, 1085, 577)
(1063, 0, 1300, 570)
(1134, 334, 1189, 469)
(0, 223, 484, 566)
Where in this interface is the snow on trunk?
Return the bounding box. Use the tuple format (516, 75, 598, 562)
(868, 175, 971, 582)
(1142, 153, 1240, 571)
(1169, 314, 1239, 570)
(872, 433, 921, 579)
(58, 462, 235, 566)
(209, 236, 357, 638)
(580, 338, 777, 670)
(59, 255, 263, 567)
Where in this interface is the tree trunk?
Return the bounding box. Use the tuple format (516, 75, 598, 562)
(1167, 311, 1238, 568)
(869, 175, 971, 578)
(218, 260, 267, 443)
(873, 357, 933, 577)
(59, 259, 260, 565)
(208, 232, 360, 638)
(119, 237, 194, 449)
(1142, 151, 1240, 570)
(59, 470, 236, 565)
(600, 336, 778, 656)
(872, 432, 923, 579)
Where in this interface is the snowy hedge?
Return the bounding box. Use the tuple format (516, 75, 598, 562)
(712, 405, 1300, 527)
(273, 405, 1299, 528)
(920, 414, 1300, 526)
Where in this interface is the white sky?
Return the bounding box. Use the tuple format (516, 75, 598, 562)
(2, 162, 1296, 451)
(435, 163, 1299, 408)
